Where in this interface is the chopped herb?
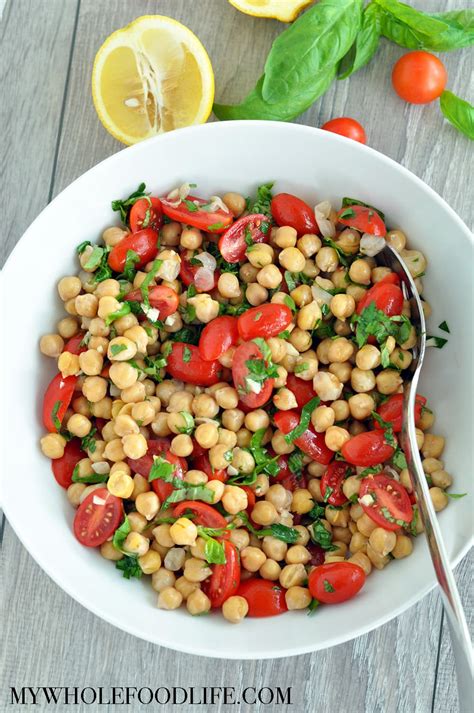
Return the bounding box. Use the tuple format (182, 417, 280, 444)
(83, 245, 105, 270)
(357, 465, 381, 480)
(447, 492, 467, 499)
(90, 245, 113, 283)
(278, 329, 291, 340)
(122, 250, 140, 282)
(167, 324, 203, 346)
(182, 346, 192, 363)
(149, 457, 178, 485)
(307, 598, 320, 616)
(310, 520, 337, 551)
(105, 302, 131, 326)
(294, 362, 309, 374)
(197, 527, 227, 564)
(244, 356, 279, 390)
(110, 343, 128, 356)
(426, 336, 448, 349)
(208, 222, 224, 231)
(392, 447, 408, 470)
(323, 579, 335, 593)
(323, 485, 334, 503)
(338, 207, 356, 219)
(149, 456, 215, 509)
(288, 449, 304, 477)
(244, 225, 254, 247)
(141, 353, 168, 382)
(409, 506, 419, 537)
(140, 259, 163, 306)
(321, 303, 330, 317)
(51, 401, 62, 431)
(284, 271, 297, 292)
(352, 302, 413, 349)
(205, 240, 239, 275)
(236, 513, 299, 543)
(380, 340, 391, 368)
(307, 503, 325, 520)
(76, 240, 92, 255)
(372, 411, 397, 448)
(81, 428, 97, 453)
(112, 182, 149, 224)
(116, 556, 142, 580)
(438, 321, 450, 334)
(283, 396, 320, 443)
(248, 182, 274, 217)
(178, 412, 194, 435)
(283, 295, 296, 312)
(112, 516, 131, 552)
(183, 198, 199, 212)
(71, 464, 108, 485)
(380, 506, 409, 529)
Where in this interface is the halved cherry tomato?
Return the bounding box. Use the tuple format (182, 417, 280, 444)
(172, 501, 228, 529)
(359, 474, 413, 530)
(43, 372, 77, 432)
(320, 461, 353, 506)
(108, 228, 158, 272)
(321, 117, 366, 144)
(126, 438, 172, 477)
(161, 195, 233, 233)
(51, 438, 84, 488)
(166, 343, 221, 386)
(73, 488, 122, 547)
(241, 485, 256, 513)
(392, 51, 447, 105)
(179, 253, 220, 293)
(232, 341, 274, 409)
(124, 284, 179, 320)
(286, 372, 318, 408)
(237, 303, 292, 340)
(192, 453, 228, 483)
(375, 393, 426, 433)
(218, 213, 269, 263)
(270, 451, 307, 491)
(356, 275, 404, 316)
(150, 451, 187, 501)
(273, 410, 333, 465)
(203, 541, 241, 608)
(308, 562, 366, 604)
(337, 204, 386, 236)
(199, 316, 239, 362)
(341, 430, 396, 467)
(237, 579, 288, 617)
(63, 332, 87, 355)
(129, 197, 163, 232)
(271, 193, 318, 235)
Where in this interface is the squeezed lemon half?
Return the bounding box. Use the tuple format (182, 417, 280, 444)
(92, 15, 215, 145)
(228, 0, 313, 22)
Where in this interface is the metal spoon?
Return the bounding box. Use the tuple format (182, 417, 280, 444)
(376, 244, 473, 707)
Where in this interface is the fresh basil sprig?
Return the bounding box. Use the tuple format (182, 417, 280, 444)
(440, 90, 474, 141)
(339, 2, 381, 80)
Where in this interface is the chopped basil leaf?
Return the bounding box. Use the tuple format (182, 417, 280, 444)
(122, 250, 140, 282)
(110, 343, 128, 356)
(288, 449, 304, 477)
(307, 598, 320, 616)
(392, 447, 408, 470)
(81, 427, 97, 453)
(294, 362, 309, 374)
(283, 396, 320, 443)
(357, 465, 382, 480)
(112, 182, 149, 224)
(426, 335, 448, 349)
(71, 464, 108, 485)
(284, 271, 297, 292)
(284, 295, 296, 312)
(447, 492, 467, 499)
(112, 516, 131, 552)
(352, 303, 413, 349)
(183, 198, 199, 212)
(323, 485, 334, 503)
(278, 329, 291, 340)
(208, 222, 224, 231)
(105, 302, 131, 326)
(116, 556, 142, 580)
(83, 245, 105, 270)
(323, 579, 335, 593)
(310, 520, 337, 551)
(76, 240, 92, 255)
(178, 411, 194, 435)
(51, 401, 62, 431)
(182, 346, 192, 363)
(438, 321, 450, 334)
(248, 182, 274, 217)
(307, 503, 325, 520)
(149, 457, 179, 485)
(380, 506, 409, 529)
(140, 258, 163, 307)
(341, 197, 384, 221)
(338, 207, 356, 219)
(372, 411, 397, 448)
(197, 527, 227, 564)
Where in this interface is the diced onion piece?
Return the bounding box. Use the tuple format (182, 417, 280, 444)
(315, 201, 336, 238)
(109, 384, 121, 397)
(205, 195, 231, 213)
(311, 283, 333, 306)
(157, 255, 181, 282)
(227, 465, 239, 476)
(193, 252, 217, 271)
(360, 233, 385, 257)
(194, 267, 215, 292)
(92, 495, 107, 506)
(245, 377, 263, 394)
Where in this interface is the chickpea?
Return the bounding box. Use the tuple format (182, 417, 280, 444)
(422, 434, 445, 459)
(376, 369, 403, 395)
(246, 244, 274, 269)
(335, 229, 360, 255)
(250, 501, 278, 527)
(168, 433, 192, 458)
(138, 550, 162, 574)
(221, 408, 245, 432)
(431, 469, 453, 489)
(168, 517, 197, 547)
(264, 485, 289, 513)
(271, 430, 294, 455)
(256, 264, 282, 289)
(330, 294, 356, 320)
(290, 286, 312, 309)
(366, 543, 390, 570)
(179, 226, 202, 249)
(222, 192, 246, 217)
(135, 491, 160, 521)
(430, 487, 449, 512)
(284, 586, 311, 611)
(241, 546, 266, 573)
(246, 282, 269, 306)
(297, 233, 321, 257)
(348, 393, 375, 420)
(40, 433, 66, 459)
(151, 568, 176, 592)
(256, 559, 279, 581)
(325, 507, 349, 528)
(164, 547, 186, 572)
(369, 528, 397, 556)
(217, 272, 241, 298)
(121, 433, 147, 459)
(285, 545, 310, 565)
(57, 317, 79, 339)
(128, 510, 148, 532)
(331, 400, 349, 421)
(222, 485, 248, 515)
(279, 563, 306, 589)
(192, 393, 218, 419)
(316, 246, 338, 272)
(350, 368, 375, 393)
(209, 444, 232, 470)
(242, 411, 269, 435)
(309, 405, 334, 433)
(400, 249, 427, 278)
(40, 334, 64, 358)
(184, 558, 212, 583)
(185, 589, 211, 616)
(290, 489, 313, 515)
(99, 541, 123, 562)
(381, 228, 406, 252)
(349, 531, 368, 555)
(123, 531, 149, 557)
(354, 345, 380, 372)
(423, 457, 444, 474)
(417, 406, 435, 432)
(357, 513, 378, 537)
(114, 413, 139, 437)
(222, 595, 249, 624)
(313, 371, 343, 402)
(390, 349, 412, 370)
(152, 524, 174, 549)
(107, 470, 134, 498)
(191, 422, 217, 450)
(348, 551, 372, 576)
(57, 275, 81, 301)
(328, 338, 354, 364)
(272, 388, 298, 411)
(157, 587, 183, 610)
(66, 482, 86, 507)
(297, 301, 322, 331)
(77, 348, 102, 376)
(67, 413, 92, 438)
(58, 351, 80, 377)
(278, 247, 305, 272)
(342, 475, 360, 501)
(329, 362, 352, 384)
(167, 390, 193, 413)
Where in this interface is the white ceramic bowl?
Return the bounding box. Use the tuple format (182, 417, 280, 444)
(1, 122, 472, 659)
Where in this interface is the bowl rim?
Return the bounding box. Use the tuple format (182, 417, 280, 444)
(1, 120, 473, 659)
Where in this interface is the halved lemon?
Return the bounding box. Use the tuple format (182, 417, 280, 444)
(228, 0, 313, 23)
(92, 15, 214, 145)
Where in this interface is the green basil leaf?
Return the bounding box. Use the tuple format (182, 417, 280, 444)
(116, 556, 142, 580)
(140, 258, 163, 307)
(339, 2, 381, 80)
(262, 0, 362, 104)
(440, 91, 474, 141)
(112, 183, 149, 224)
(83, 245, 105, 270)
(284, 396, 320, 443)
(112, 516, 131, 552)
(105, 302, 131, 326)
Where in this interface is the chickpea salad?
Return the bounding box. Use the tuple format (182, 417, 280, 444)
(39, 182, 462, 622)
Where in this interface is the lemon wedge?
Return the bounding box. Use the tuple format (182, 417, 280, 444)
(228, 0, 313, 22)
(92, 15, 214, 145)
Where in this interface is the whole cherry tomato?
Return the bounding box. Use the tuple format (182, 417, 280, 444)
(237, 304, 292, 340)
(199, 316, 239, 362)
(392, 51, 447, 104)
(359, 474, 413, 530)
(125, 285, 179, 320)
(172, 501, 228, 529)
(356, 275, 404, 316)
(203, 541, 241, 608)
(308, 562, 366, 604)
(375, 393, 426, 433)
(166, 343, 221, 386)
(341, 430, 396, 467)
(161, 195, 232, 233)
(320, 461, 353, 506)
(73, 488, 123, 547)
(321, 117, 366, 144)
(108, 228, 158, 272)
(232, 341, 274, 409)
(43, 372, 77, 432)
(271, 193, 318, 235)
(219, 213, 270, 263)
(337, 204, 386, 236)
(51, 438, 84, 488)
(129, 197, 163, 232)
(237, 579, 288, 617)
(273, 410, 333, 465)
(286, 372, 318, 408)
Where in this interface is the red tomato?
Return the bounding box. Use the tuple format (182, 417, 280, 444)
(341, 430, 396, 467)
(166, 343, 221, 386)
(161, 195, 233, 233)
(375, 393, 426, 433)
(237, 579, 288, 617)
(241, 485, 256, 513)
(179, 253, 220, 293)
(63, 333, 87, 355)
(129, 197, 163, 232)
(237, 304, 292, 340)
(337, 204, 386, 236)
(356, 275, 404, 316)
(51, 439, 84, 488)
(203, 541, 241, 608)
(359, 474, 413, 530)
(321, 461, 353, 506)
(73, 488, 122, 547)
(321, 117, 366, 144)
(43, 372, 77, 432)
(308, 562, 366, 604)
(126, 438, 172, 477)
(124, 284, 179, 320)
(232, 341, 274, 409)
(108, 228, 158, 272)
(218, 213, 270, 263)
(307, 542, 326, 567)
(392, 51, 447, 104)
(150, 452, 187, 501)
(172, 501, 228, 529)
(199, 316, 239, 362)
(286, 373, 318, 408)
(192, 453, 228, 483)
(273, 410, 333, 465)
(271, 193, 318, 235)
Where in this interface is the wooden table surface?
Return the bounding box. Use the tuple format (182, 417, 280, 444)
(1, 1, 472, 711)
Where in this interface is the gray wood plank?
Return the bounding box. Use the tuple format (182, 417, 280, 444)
(1, 1, 472, 712)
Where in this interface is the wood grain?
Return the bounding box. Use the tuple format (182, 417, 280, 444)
(1, 1, 472, 711)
